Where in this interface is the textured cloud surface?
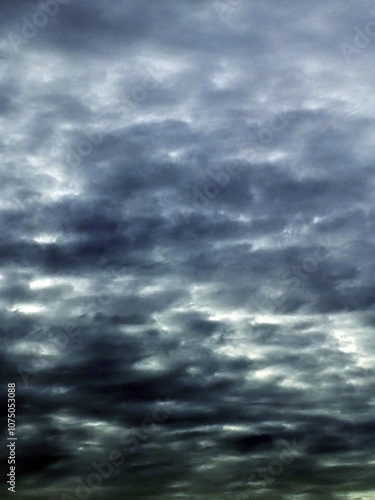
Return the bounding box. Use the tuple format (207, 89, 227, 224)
(1, 1, 375, 499)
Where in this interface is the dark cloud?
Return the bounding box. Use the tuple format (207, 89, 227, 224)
(1, 1, 375, 499)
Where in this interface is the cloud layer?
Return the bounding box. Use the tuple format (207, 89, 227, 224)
(1, 1, 375, 499)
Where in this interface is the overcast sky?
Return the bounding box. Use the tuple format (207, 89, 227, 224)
(1, 1, 375, 499)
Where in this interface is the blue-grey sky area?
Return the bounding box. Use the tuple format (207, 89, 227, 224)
(1, 1, 375, 499)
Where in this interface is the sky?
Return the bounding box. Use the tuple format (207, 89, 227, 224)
(1, 1, 375, 499)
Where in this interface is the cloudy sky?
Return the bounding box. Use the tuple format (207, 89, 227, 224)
(1, 0, 375, 499)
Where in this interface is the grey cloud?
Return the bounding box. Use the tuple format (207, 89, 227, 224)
(1, 1, 375, 499)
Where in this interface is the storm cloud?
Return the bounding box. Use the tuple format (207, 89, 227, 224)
(1, 1, 375, 499)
